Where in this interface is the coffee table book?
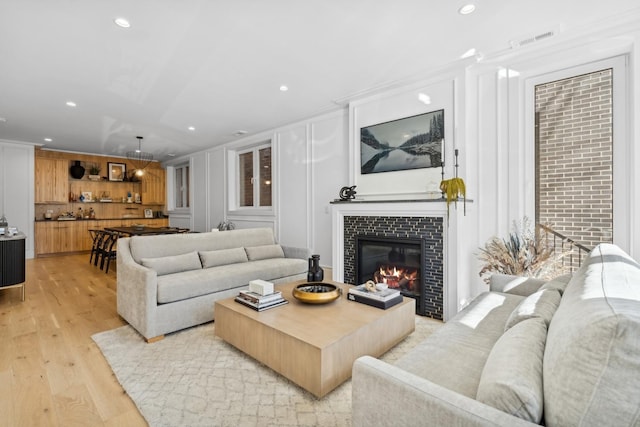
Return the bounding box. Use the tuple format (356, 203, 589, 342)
(238, 290, 283, 304)
(348, 284, 401, 301)
(347, 292, 404, 309)
(234, 296, 289, 311)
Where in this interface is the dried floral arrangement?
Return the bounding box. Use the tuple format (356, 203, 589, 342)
(477, 217, 569, 283)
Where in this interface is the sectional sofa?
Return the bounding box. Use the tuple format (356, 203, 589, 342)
(352, 243, 640, 426)
(116, 227, 310, 342)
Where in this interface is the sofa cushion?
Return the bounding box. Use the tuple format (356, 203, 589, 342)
(504, 288, 561, 331)
(476, 317, 547, 423)
(244, 244, 285, 261)
(394, 291, 525, 398)
(538, 273, 572, 295)
(543, 243, 640, 427)
(156, 257, 307, 304)
(489, 274, 546, 296)
(129, 228, 276, 263)
(140, 251, 202, 276)
(199, 247, 248, 269)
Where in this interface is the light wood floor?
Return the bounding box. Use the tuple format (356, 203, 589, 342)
(0, 254, 147, 426)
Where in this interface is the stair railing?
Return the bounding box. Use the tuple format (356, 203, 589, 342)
(536, 223, 591, 273)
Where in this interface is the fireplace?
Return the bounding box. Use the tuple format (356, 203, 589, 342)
(356, 236, 425, 312)
(341, 215, 444, 319)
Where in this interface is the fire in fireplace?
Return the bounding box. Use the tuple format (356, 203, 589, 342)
(356, 235, 426, 314)
(373, 264, 419, 292)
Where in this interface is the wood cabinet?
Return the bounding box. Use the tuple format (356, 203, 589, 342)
(141, 169, 166, 204)
(35, 158, 68, 203)
(34, 150, 169, 256)
(35, 218, 169, 256)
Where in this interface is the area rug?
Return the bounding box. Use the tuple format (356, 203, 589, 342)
(92, 316, 442, 427)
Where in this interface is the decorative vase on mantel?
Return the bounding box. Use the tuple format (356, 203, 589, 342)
(69, 160, 85, 179)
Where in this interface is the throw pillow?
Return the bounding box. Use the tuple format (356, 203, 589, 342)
(244, 244, 285, 261)
(504, 288, 561, 331)
(199, 247, 248, 269)
(141, 251, 202, 276)
(539, 273, 572, 295)
(476, 317, 547, 423)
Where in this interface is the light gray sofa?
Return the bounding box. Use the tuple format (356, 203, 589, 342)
(117, 227, 309, 342)
(352, 243, 640, 426)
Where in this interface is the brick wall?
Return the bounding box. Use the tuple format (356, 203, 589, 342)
(535, 69, 613, 251)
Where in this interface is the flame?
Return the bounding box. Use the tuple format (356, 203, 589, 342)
(374, 265, 419, 290)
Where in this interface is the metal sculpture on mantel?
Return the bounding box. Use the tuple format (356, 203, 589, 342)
(339, 185, 357, 201)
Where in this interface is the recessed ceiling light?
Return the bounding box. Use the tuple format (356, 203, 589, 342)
(233, 130, 248, 136)
(279, 85, 289, 92)
(188, 126, 195, 131)
(167, 153, 176, 157)
(458, 4, 476, 14)
(0, 117, 6, 123)
(66, 101, 77, 107)
(114, 17, 131, 28)
(44, 137, 52, 142)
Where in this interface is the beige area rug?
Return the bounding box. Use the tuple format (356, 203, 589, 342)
(92, 316, 442, 427)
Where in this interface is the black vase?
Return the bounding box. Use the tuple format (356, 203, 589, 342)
(69, 160, 85, 179)
(307, 254, 324, 282)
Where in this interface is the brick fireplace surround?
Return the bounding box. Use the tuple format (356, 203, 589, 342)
(344, 215, 443, 319)
(331, 200, 458, 321)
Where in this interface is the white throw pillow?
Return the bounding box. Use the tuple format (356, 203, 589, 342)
(141, 251, 202, 276)
(476, 317, 547, 423)
(199, 247, 248, 269)
(244, 244, 285, 261)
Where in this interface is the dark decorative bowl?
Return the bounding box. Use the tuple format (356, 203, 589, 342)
(292, 283, 342, 304)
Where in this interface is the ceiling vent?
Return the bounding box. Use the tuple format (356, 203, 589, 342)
(510, 29, 557, 49)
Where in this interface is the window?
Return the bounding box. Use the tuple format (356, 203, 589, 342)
(174, 163, 190, 208)
(237, 144, 271, 208)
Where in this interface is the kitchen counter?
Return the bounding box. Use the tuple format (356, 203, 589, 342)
(35, 216, 167, 222)
(34, 217, 169, 256)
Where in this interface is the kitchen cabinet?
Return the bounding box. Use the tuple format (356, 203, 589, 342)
(141, 169, 166, 204)
(35, 218, 169, 256)
(35, 158, 68, 203)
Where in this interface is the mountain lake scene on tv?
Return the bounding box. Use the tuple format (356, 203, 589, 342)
(360, 109, 444, 174)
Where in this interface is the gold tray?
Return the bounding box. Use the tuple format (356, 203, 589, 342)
(292, 283, 342, 304)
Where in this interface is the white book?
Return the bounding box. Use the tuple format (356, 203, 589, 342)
(348, 284, 401, 301)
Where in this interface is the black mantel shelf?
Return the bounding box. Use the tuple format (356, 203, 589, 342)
(330, 198, 471, 204)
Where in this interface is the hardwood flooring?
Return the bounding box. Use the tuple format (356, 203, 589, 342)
(0, 254, 147, 426)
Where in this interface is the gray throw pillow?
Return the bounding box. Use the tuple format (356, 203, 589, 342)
(141, 251, 202, 276)
(504, 288, 561, 331)
(244, 244, 285, 261)
(539, 273, 572, 295)
(199, 247, 248, 269)
(476, 317, 547, 423)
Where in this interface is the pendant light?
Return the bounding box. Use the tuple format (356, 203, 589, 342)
(126, 136, 153, 173)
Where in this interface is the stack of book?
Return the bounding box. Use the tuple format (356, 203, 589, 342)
(347, 284, 403, 309)
(235, 289, 288, 311)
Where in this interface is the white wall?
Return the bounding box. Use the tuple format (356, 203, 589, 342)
(207, 148, 226, 231)
(463, 18, 640, 298)
(0, 140, 36, 258)
(166, 16, 640, 311)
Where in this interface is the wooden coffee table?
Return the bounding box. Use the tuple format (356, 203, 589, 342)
(214, 279, 415, 398)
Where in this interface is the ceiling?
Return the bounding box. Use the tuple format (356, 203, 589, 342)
(1, 1, 638, 162)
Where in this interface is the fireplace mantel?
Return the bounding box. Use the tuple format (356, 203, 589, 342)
(331, 201, 460, 321)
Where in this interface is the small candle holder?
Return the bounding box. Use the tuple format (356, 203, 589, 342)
(440, 161, 445, 199)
